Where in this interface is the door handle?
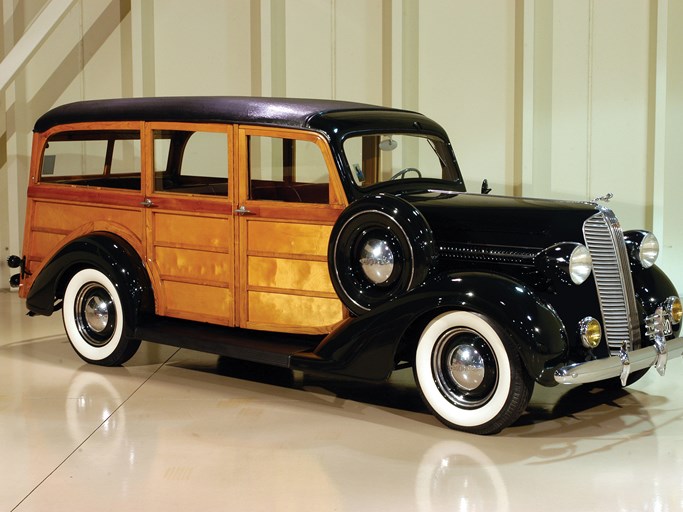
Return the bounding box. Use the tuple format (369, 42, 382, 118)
(234, 205, 252, 215)
(140, 198, 156, 208)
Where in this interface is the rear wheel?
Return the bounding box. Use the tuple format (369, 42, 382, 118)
(414, 311, 533, 435)
(62, 268, 140, 366)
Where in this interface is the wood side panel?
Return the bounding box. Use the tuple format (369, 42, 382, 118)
(247, 256, 335, 294)
(150, 210, 234, 323)
(247, 220, 332, 258)
(28, 185, 144, 208)
(246, 291, 344, 332)
(242, 202, 343, 223)
(32, 201, 143, 238)
(163, 281, 233, 326)
(155, 246, 231, 286)
(153, 212, 232, 250)
(29, 232, 65, 260)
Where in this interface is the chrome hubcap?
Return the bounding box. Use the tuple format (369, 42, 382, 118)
(447, 345, 485, 391)
(432, 327, 499, 408)
(84, 294, 110, 332)
(74, 282, 117, 347)
(359, 238, 395, 284)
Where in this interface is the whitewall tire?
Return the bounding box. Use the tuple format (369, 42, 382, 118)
(414, 311, 533, 434)
(62, 268, 140, 366)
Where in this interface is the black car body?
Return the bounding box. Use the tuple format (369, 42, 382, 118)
(10, 97, 683, 434)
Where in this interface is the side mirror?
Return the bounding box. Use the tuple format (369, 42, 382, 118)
(481, 179, 492, 195)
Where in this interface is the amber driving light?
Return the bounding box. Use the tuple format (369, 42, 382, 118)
(579, 317, 602, 349)
(666, 297, 682, 324)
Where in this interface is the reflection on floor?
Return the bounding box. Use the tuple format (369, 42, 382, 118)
(2, 289, 683, 511)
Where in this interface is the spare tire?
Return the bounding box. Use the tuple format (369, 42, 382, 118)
(328, 194, 437, 316)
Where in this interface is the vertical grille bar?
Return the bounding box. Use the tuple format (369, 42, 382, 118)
(583, 210, 641, 354)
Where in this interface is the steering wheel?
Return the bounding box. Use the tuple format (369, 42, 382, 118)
(390, 167, 422, 180)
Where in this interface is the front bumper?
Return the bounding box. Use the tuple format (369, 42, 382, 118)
(554, 336, 683, 385)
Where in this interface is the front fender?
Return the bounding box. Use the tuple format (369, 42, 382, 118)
(291, 272, 568, 385)
(26, 233, 153, 336)
(632, 264, 682, 338)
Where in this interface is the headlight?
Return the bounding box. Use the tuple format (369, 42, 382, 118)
(639, 232, 659, 268)
(625, 230, 659, 269)
(569, 245, 592, 285)
(665, 297, 682, 325)
(579, 317, 602, 349)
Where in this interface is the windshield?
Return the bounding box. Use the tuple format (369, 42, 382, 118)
(342, 133, 459, 188)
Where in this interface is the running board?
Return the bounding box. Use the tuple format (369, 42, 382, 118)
(134, 317, 323, 368)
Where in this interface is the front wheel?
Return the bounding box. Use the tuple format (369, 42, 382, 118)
(62, 268, 141, 366)
(414, 311, 533, 435)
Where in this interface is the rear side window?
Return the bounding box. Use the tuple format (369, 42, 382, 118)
(41, 130, 141, 190)
(248, 136, 330, 204)
(152, 129, 229, 196)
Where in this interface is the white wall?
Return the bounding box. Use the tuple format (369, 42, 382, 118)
(1, 0, 682, 291)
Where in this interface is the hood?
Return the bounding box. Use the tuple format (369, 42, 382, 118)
(398, 190, 600, 250)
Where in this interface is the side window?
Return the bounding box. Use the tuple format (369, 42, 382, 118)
(248, 136, 329, 204)
(153, 129, 229, 196)
(41, 130, 141, 190)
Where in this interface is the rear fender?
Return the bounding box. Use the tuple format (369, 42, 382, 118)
(26, 233, 153, 337)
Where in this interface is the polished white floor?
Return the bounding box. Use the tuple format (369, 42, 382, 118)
(2, 289, 683, 511)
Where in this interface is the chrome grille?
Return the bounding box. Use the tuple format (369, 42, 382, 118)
(583, 210, 641, 354)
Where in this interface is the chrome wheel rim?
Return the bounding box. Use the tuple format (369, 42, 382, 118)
(432, 327, 499, 409)
(74, 282, 117, 347)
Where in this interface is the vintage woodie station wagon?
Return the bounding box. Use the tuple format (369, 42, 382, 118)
(8, 96, 683, 434)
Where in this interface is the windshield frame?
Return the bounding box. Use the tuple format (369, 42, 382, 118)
(339, 130, 465, 193)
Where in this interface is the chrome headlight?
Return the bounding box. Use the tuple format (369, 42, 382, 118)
(537, 243, 593, 286)
(579, 317, 602, 349)
(639, 232, 659, 268)
(569, 245, 592, 285)
(625, 230, 659, 269)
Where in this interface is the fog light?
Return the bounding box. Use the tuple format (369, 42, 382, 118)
(579, 317, 602, 349)
(665, 297, 682, 324)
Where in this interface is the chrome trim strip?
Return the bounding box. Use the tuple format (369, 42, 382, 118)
(554, 337, 683, 384)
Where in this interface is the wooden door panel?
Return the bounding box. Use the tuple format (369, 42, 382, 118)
(236, 126, 349, 334)
(246, 290, 344, 331)
(247, 256, 336, 294)
(240, 216, 344, 333)
(163, 280, 234, 322)
(246, 220, 331, 257)
(150, 210, 234, 325)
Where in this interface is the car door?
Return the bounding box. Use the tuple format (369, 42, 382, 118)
(235, 126, 348, 334)
(143, 122, 236, 326)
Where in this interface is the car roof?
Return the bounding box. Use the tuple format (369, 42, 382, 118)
(33, 96, 415, 133)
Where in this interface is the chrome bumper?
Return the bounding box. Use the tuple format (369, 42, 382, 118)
(554, 336, 683, 385)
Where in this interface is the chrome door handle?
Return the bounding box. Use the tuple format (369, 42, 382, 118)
(234, 205, 252, 215)
(140, 198, 156, 208)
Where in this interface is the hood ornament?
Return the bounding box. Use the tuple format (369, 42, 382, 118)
(593, 192, 613, 203)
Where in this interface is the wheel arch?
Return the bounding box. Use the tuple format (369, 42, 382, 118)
(396, 273, 569, 385)
(26, 232, 154, 337)
(295, 272, 568, 385)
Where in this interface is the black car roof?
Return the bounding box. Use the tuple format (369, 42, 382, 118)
(33, 96, 417, 133)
